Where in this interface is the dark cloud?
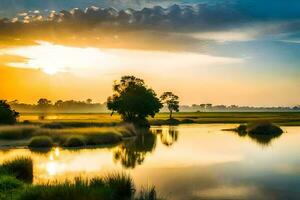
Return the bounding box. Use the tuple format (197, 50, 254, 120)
(1, 2, 300, 52)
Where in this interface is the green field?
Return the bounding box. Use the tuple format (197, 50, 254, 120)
(19, 112, 300, 126)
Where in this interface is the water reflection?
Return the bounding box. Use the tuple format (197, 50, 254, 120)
(0, 125, 300, 200)
(113, 129, 157, 169)
(154, 126, 179, 147)
(234, 128, 283, 146)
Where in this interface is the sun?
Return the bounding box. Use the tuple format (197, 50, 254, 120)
(42, 67, 58, 75)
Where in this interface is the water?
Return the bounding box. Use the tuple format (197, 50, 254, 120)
(1, 124, 300, 200)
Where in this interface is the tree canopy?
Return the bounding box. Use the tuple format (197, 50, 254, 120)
(107, 76, 162, 125)
(0, 100, 19, 124)
(160, 92, 179, 119)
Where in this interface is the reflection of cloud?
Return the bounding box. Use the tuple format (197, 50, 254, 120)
(194, 185, 260, 199)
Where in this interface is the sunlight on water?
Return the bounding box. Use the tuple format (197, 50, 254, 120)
(1, 124, 300, 199)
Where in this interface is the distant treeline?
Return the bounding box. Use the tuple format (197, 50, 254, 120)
(181, 104, 300, 112)
(9, 99, 107, 113)
(8, 99, 300, 113)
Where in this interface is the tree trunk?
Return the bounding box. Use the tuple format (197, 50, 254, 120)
(170, 110, 173, 119)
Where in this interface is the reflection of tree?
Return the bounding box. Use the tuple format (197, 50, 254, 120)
(157, 127, 179, 147)
(113, 130, 156, 169)
(248, 132, 283, 146)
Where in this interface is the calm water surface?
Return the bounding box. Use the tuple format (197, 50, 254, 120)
(0, 124, 300, 200)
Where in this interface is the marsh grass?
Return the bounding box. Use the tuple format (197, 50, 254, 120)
(104, 173, 135, 199)
(0, 125, 135, 148)
(0, 175, 24, 192)
(0, 157, 162, 200)
(0, 125, 38, 140)
(18, 173, 135, 200)
(0, 157, 33, 182)
(136, 186, 158, 200)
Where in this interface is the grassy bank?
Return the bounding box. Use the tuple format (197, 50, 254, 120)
(0, 124, 136, 149)
(0, 158, 162, 200)
(18, 112, 300, 126)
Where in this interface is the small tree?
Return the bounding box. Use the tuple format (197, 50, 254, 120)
(86, 99, 92, 104)
(107, 76, 162, 126)
(0, 100, 19, 124)
(37, 98, 52, 119)
(160, 92, 179, 119)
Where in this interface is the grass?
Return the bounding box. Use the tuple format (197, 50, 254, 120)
(0, 125, 38, 140)
(28, 136, 53, 149)
(136, 186, 158, 200)
(0, 175, 24, 192)
(18, 112, 300, 126)
(0, 125, 134, 149)
(0, 157, 33, 182)
(0, 158, 163, 200)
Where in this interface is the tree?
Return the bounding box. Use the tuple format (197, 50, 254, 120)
(86, 99, 92, 104)
(0, 100, 19, 124)
(160, 92, 179, 119)
(37, 98, 52, 109)
(107, 76, 162, 126)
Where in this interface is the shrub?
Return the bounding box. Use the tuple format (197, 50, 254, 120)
(28, 136, 53, 148)
(0, 100, 19, 124)
(248, 121, 283, 135)
(0, 157, 33, 182)
(63, 137, 86, 147)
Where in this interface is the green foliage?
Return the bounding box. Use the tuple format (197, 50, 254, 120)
(107, 76, 162, 125)
(0, 100, 19, 124)
(0, 175, 24, 192)
(160, 92, 179, 119)
(0, 157, 33, 182)
(18, 174, 135, 200)
(28, 136, 53, 148)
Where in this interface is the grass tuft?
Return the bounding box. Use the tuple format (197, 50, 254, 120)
(63, 136, 86, 147)
(104, 173, 135, 199)
(28, 136, 53, 148)
(0, 157, 33, 182)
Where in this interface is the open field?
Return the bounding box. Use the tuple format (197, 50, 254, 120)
(18, 112, 300, 126)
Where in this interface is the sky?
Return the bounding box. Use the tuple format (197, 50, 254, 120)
(0, 0, 300, 106)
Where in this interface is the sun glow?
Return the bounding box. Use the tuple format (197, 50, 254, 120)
(2, 41, 110, 75)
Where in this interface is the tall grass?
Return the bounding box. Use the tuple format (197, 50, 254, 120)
(136, 186, 158, 200)
(18, 173, 135, 200)
(0, 157, 33, 182)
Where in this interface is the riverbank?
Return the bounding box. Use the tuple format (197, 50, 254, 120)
(18, 112, 300, 126)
